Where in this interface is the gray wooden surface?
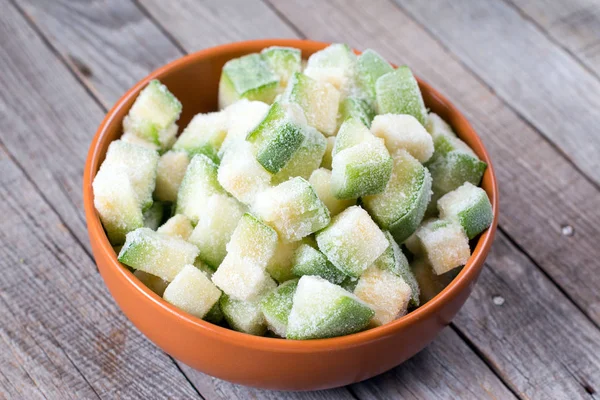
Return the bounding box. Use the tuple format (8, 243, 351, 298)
(1, 0, 599, 398)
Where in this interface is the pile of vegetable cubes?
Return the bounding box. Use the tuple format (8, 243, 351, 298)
(93, 44, 493, 340)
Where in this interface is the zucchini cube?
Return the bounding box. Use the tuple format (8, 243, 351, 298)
(188, 194, 246, 269)
(172, 112, 227, 163)
(316, 206, 388, 278)
(426, 112, 456, 139)
(143, 201, 164, 230)
(154, 150, 189, 203)
(371, 114, 434, 163)
(438, 182, 493, 239)
(354, 266, 412, 326)
(246, 102, 307, 173)
(226, 213, 279, 266)
(292, 244, 348, 285)
(266, 240, 304, 283)
(156, 214, 193, 240)
(163, 265, 222, 319)
(123, 80, 182, 149)
(415, 219, 470, 275)
(376, 66, 427, 126)
(362, 149, 432, 243)
(260, 279, 299, 337)
(338, 96, 376, 129)
(282, 72, 340, 136)
(218, 53, 279, 109)
(253, 177, 330, 242)
(309, 168, 356, 216)
(356, 49, 393, 102)
(304, 43, 357, 98)
(220, 99, 270, 156)
(261, 46, 302, 89)
(118, 228, 199, 281)
(286, 276, 374, 339)
(220, 294, 268, 336)
(211, 254, 276, 302)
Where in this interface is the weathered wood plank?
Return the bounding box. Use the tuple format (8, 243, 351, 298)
(396, 0, 600, 187)
(505, 0, 600, 78)
(0, 146, 202, 399)
(269, 0, 600, 325)
(137, 0, 298, 50)
(15, 0, 183, 107)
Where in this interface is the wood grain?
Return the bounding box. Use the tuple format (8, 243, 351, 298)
(269, 0, 600, 326)
(0, 145, 202, 399)
(15, 0, 183, 107)
(396, 0, 600, 187)
(505, 0, 600, 78)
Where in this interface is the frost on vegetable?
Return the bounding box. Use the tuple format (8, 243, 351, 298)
(226, 213, 279, 266)
(292, 244, 348, 285)
(355, 49, 393, 102)
(371, 114, 434, 163)
(438, 182, 493, 239)
(414, 219, 470, 275)
(253, 177, 330, 243)
(220, 99, 270, 156)
(354, 266, 411, 326)
(316, 206, 388, 278)
(338, 96, 375, 129)
(266, 240, 304, 283)
(286, 276, 374, 340)
(92, 163, 143, 245)
(309, 168, 355, 216)
(376, 66, 427, 126)
(156, 214, 193, 240)
(260, 279, 298, 337)
(142, 201, 164, 230)
(331, 118, 392, 199)
(154, 150, 189, 203)
(122, 80, 182, 150)
(304, 43, 357, 98)
(218, 141, 272, 205)
(282, 72, 340, 136)
(212, 254, 276, 302)
(118, 228, 199, 281)
(172, 111, 227, 163)
(362, 149, 431, 243)
(218, 53, 279, 109)
(426, 112, 456, 139)
(163, 265, 222, 319)
(411, 257, 459, 304)
(220, 294, 268, 336)
(188, 194, 246, 269)
(175, 154, 225, 223)
(261, 46, 302, 90)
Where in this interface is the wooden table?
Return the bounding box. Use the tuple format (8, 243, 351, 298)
(1, 0, 599, 398)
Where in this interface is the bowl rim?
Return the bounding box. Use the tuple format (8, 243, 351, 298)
(83, 38, 498, 353)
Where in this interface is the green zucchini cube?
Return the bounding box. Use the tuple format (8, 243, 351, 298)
(253, 177, 330, 242)
(261, 46, 302, 89)
(123, 80, 182, 149)
(266, 240, 304, 283)
(218, 53, 279, 109)
(309, 168, 356, 217)
(415, 219, 470, 275)
(92, 164, 143, 245)
(338, 96, 376, 129)
(316, 206, 388, 278)
(304, 43, 357, 98)
(211, 254, 276, 302)
(355, 49, 393, 102)
(286, 276, 374, 339)
(376, 66, 427, 126)
(292, 244, 348, 285)
(118, 228, 199, 281)
(362, 149, 432, 243)
(175, 154, 225, 223)
(260, 279, 299, 337)
(163, 265, 222, 319)
(331, 118, 392, 200)
(246, 102, 307, 173)
(371, 114, 434, 163)
(282, 72, 340, 136)
(172, 112, 227, 163)
(154, 150, 189, 203)
(220, 294, 267, 336)
(438, 182, 493, 239)
(354, 266, 412, 326)
(220, 99, 270, 156)
(226, 213, 279, 265)
(188, 194, 246, 269)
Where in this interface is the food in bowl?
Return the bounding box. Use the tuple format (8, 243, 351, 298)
(92, 43, 492, 340)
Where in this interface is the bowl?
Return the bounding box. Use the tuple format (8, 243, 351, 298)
(83, 39, 498, 391)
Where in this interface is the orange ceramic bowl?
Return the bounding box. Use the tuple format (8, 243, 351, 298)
(83, 39, 498, 391)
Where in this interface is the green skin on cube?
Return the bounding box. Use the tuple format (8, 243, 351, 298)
(338, 97, 376, 129)
(271, 125, 327, 184)
(204, 301, 224, 325)
(286, 276, 374, 340)
(362, 151, 432, 243)
(374, 232, 420, 307)
(333, 117, 374, 156)
(340, 276, 359, 292)
(219, 53, 279, 108)
(375, 66, 428, 126)
(292, 244, 348, 285)
(261, 47, 302, 86)
(124, 80, 182, 146)
(260, 279, 299, 337)
(172, 114, 226, 164)
(246, 102, 305, 173)
(439, 185, 493, 240)
(427, 152, 487, 195)
(356, 49, 394, 101)
(220, 294, 267, 336)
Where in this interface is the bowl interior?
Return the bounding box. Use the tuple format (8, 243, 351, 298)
(85, 39, 498, 349)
